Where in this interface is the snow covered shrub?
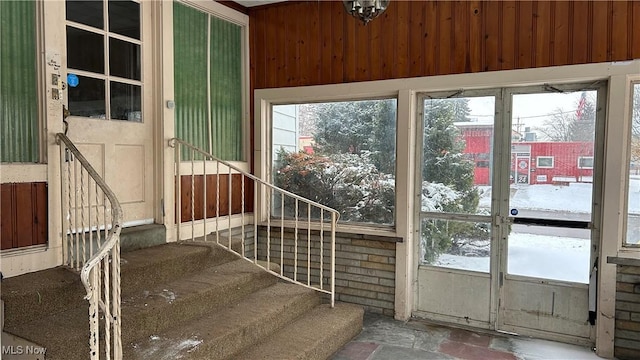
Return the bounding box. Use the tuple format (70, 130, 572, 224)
(273, 150, 395, 225)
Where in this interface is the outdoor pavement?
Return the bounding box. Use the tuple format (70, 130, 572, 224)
(332, 312, 603, 360)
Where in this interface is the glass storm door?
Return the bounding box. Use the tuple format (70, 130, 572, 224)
(416, 82, 605, 345)
(497, 83, 605, 344)
(415, 90, 500, 328)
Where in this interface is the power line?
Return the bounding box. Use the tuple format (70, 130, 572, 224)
(469, 108, 581, 120)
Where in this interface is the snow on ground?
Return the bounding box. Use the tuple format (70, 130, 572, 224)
(510, 338, 600, 360)
(479, 178, 640, 214)
(431, 179, 640, 279)
(435, 233, 590, 283)
(478, 183, 592, 213)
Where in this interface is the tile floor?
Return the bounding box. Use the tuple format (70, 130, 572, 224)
(332, 313, 604, 360)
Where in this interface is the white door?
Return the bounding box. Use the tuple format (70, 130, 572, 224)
(63, 0, 155, 225)
(497, 84, 605, 345)
(416, 82, 605, 345)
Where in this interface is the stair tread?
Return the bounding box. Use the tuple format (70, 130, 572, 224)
(120, 259, 278, 340)
(0, 267, 79, 297)
(5, 258, 278, 359)
(120, 243, 211, 271)
(126, 282, 320, 360)
(232, 303, 364, 360)
(122, 258, 273, 308)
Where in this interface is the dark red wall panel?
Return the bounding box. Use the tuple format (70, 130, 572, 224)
(179, 174, 254, 223)
(0, 182, 48, 250)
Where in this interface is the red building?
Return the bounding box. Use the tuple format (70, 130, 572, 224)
(457, 123, 594, 185)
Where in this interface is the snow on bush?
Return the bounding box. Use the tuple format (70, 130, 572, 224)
(274, 150, 395, 225)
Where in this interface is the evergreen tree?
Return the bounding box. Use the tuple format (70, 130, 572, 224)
(422, 99, 478, 213)
(421, 98, 483, 262)
(313, 99, 397, 174)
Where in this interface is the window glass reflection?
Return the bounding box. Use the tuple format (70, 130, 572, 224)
(66, 0, 104, 29)
(68, 76, 106, 119)
(67, 27, 104, 74)
(110, 81, 141, 121)
(109, 0, 140, 39)
(109, 38, 140, 80)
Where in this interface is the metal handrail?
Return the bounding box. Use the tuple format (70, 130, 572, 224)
(56, 133, 122, 360)
(170, 139, 340, 213)
(170, 138, 339, 306)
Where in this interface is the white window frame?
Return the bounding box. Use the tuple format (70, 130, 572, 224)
(269, 98, 399, 228)
(172, 0, 251, 170)
(577, 156, 594, 169)
(65, 0, 144, 122)
(623, 81, 640, 249)
(536, 156, 554, 168)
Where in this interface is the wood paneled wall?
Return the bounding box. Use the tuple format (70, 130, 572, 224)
(1, 182, 48, 250)
(179, 174, 254, 223)
(249, 0, 640, 89)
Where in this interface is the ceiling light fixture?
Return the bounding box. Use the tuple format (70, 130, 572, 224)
(343, 0, 390, 25)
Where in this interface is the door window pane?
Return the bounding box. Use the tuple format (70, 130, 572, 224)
(68, 76, 106, 118)
(66, 0, 104, 29)
(421, 219, 491, 273)
(507, 226, 590, 283)
(110, 82, 141, 121)
(421, 97, 495, 216)
(108, 0, 140, 39)
(509, 91, 596, 222)
(626, 83, 640, 246)
(271, 99, 397, 225)
(66, 27, 104, 74)
(109, 37, 140, 80)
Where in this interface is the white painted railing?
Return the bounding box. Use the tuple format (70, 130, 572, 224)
(57, 133, 122, 360)
(170, 138, 339, 306)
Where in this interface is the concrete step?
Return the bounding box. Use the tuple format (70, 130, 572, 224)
(120, 242, 237, 294)
(0, 242, 233, 329)
(0, 267, 85, 329)
(120, 224, 166, 252)
(5, 258, 278, 360)
(125, 283, 321, 360)
(232, 303, 364, 360)
(121, 258, 277, 342)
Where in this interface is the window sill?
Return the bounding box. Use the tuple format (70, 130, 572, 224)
(0, 164, 47, 183)
(257, 220, 402, 242)
(607, 254, 640, 266)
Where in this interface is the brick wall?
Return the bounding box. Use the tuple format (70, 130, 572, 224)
(610, 258, 640, 360)
(253, 227, 400, 316)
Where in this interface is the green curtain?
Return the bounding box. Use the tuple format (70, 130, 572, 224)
(173, 2, 209, 155)
(0, 1, 38, 163)
(174, 2, 243, 161)
(210, 16, 242, 161)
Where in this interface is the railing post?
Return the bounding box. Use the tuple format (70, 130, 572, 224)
(331, 212, 336, 308)
(57, 133, 123, 359)
(175, 142, 182, 242)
